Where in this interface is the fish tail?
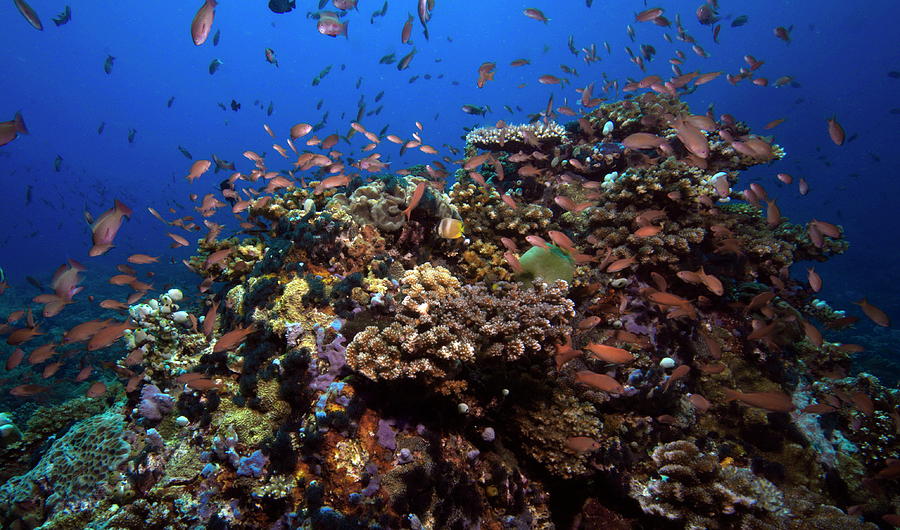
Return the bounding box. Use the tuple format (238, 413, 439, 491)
(115, 199, 133, 217)
(14, 112, 28, 135)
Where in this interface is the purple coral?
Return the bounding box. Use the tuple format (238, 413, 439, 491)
(236, 450, 268, 478)
(309, 325, 347, 391)
(138, 384, 175, 421)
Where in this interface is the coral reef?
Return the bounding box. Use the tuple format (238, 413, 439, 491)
(0, 92, 892, 529)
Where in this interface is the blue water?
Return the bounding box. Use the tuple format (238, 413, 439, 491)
(1, 1, 898, 377)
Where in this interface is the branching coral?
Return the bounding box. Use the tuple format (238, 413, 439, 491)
(345, 264, 574, 382)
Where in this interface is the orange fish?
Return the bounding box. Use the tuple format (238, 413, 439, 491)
(5, 348, 25, 370)
(634, 225, 662, 238)
(565, 437, 601, 452)
(606, 256, 636, 273)
(554, 195, 592, 213)
(87, 320, 133, 351)
(28, 343, 58, 364)
(0, 112, 29, 147)
(476, 62, 496, 88)
(854, 298, 890, 327)
(64, 319, 113, 343)
(109, 274, 137, 286)
(75, 365, 93, 382)
(13, 0, 42, 31)
(523, 8, 549, 23)
(538, 75, 563, 85)
(402, 182, 427, 220)
(827, 116, 845, 146)
(317, 11, 349, 38)
(584, 343, 634, 364)
(401, 13, 413, 43)
(167, 233, 190, 247)
(191, 0, 217, 46)
(663, 364, 690, 391)
(807, 268, 822, 292)
(290, 123, 313, 139)
(90, 200, 132, 257)
(213, 324, 257, 352)
(575, 370, 624, 394)
(801, 403, 837, 414)
(127, 254, 159, 264)
(10, 384, 49, 397)
(687, 393, 712, 412)
(7, 326, 42, 346)
(723, 388, 794, 412)
(635, 7, 663, 22)
(86, 381, 107, 398)
(313, 174, 350, 194)
(185, 160, 212, 182)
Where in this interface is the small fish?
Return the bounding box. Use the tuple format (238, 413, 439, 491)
(52, 5, 71, 26)
(584, 343, 634, 364)
(230, 99, 240, 111)
(54, 155, 63, 172)
(397, 47, 417, 71)
(575, 370, 624, 394)
(401, 13, 414, 44)
(461, 104, 488, 116)
(185, 160, 212, 182)
(212, 29, 220, 46)
(723, 388, 795, 412)
(127, 128, 136, 143)
(510, 58, 530, 67)
(167, 96, 176, 108)
(437, 218, 464, 239)
(104, 55, 115, 74)
(731, 15, 748, 27)
(213, 325, 257, 352)
(10, 384, 49, 397)
(476, 62, 495, 88)
(209, 58, 223, 75)
(826, 116, 845, 145)
(191, 0, 217, 46)
(178, 145, 193, 159)
(97, 121, 105, 135)
(13, 0, 43, 30)
(86, 381, 106, 398)
(317, 11, 349, 37)
(854, 298, 890, 327)
(127, 254, 159, 264)
(634, 7, 663, 23)
(265, 48, 279, 67)
(807, 268, 822, 292)
(773, 25, 792, 43)
(402, 181, 427, 219)
(523, 8, 549, 23)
